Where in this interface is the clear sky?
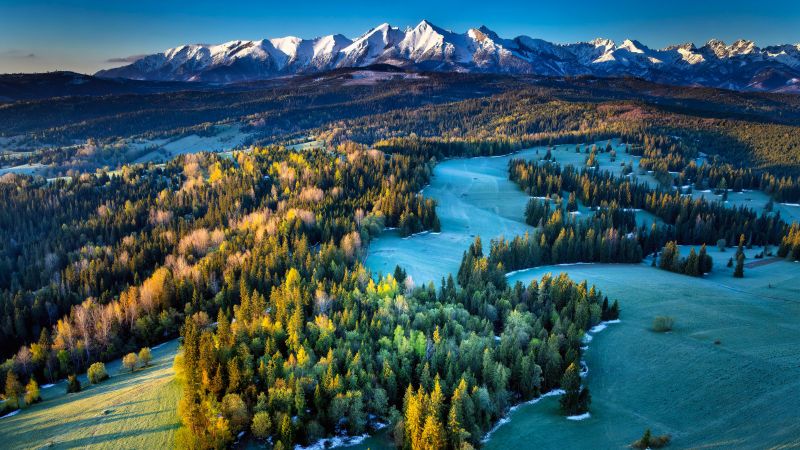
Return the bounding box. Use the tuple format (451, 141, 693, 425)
(1, 0, 799, 74)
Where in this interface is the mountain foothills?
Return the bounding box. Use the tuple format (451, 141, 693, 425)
(95, 20, 800, 92)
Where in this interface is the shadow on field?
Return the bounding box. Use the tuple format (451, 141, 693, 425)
(16, 409, 166, 437)
(55, 423, 180, 449)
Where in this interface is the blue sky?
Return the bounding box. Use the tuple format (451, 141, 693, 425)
(1, 0, 799, 74)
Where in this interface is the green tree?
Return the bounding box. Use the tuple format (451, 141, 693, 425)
(685, 248, 699, 276)
(699, 244, 713, 274)
(138, 347, 152, 367)
(559, 363, 590, 415)
(24, 378, 41, 405)
(87, 362, 109, 384)
(251, 411, 272, 439)
(221, 393, 250, 433)
(659, 242, 679, 272)
(4, 370, 24, 408)
(734, 253, 745, 278)
(66, 374, 81, 393)
(123, 353, 138, 372)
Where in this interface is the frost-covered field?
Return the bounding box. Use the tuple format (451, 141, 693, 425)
(133, 124, 251, 163)
(365, 140, 639, 285)
(366, 146, 539, 284)
(689, 188, 800, 223)
(484, 262, 800, 449)
(363, 142, 800, 449)
(0, 162, 46, 176)
(286, 139, 324, 151)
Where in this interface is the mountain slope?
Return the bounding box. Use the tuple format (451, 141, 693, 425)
(0, 71, 205, 101)
(95, 21, 800, 92)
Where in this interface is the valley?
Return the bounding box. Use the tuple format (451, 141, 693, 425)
(360, 142, 800, 448)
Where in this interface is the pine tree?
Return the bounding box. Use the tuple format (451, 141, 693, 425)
(659, 242, 679, 272)
(736, 234, 745, 259)
(394, 265, 407, 285)
(420, 414, 445, 450)
(608, 300, 620, 320)
(699, 244, 712, 274)
(24, 378, 40, 405)
(404, 385, 425, 449)
(559, 362, 590, 415)
(567, 192, 578, 212)
(734, 253, 745, 278)
(5, 370, 23, 408)
(66, 374, 81, 393)
(685, 248, 699, 276)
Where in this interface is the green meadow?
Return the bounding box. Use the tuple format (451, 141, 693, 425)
(0, 339, 181, 449)
(487, 259, 800, 449)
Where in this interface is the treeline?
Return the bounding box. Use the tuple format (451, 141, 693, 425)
(657, 242, 713, 276)
(460, 206, 643, 279)
(323, 83, 800, 196)
(778, 223, 800, 260)
(508, 160, 787, 247)
(635, 136, 800, 203)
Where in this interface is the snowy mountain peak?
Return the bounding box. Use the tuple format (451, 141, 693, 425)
(590, 38, 616, 49)
(664, 42, 697, 52)
(95, 21, 800, 92)
(730, 39, 757, 55)
(620, 39, 648, 53)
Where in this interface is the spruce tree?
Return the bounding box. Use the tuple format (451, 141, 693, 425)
(686, 248, 699, 276)
(560, 362, 590, 415)
(4, 370, 23, 408)
(734, 253, 745, 278)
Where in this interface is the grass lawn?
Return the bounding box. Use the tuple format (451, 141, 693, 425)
(0, 339, 181, 449)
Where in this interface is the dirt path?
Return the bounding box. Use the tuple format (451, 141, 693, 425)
(745, 256, 783, 268)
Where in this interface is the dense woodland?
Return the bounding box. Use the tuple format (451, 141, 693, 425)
(1, 73, 799, 448)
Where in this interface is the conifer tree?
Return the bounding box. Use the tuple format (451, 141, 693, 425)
(4, 370, 23, 408)
(559, 362, 590, 415)
(734, 253, 745, 278)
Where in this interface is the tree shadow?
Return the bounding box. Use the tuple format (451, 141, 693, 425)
(51, 422, 180, 449)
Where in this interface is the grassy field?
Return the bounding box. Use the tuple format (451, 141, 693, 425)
(133, 124, 250, 164)
(487, 260, 800, 449)
(365, 140, 631, 285)
(0, 339, 181, 449)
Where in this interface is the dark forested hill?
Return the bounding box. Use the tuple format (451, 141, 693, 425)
(0, 71, 209, 102)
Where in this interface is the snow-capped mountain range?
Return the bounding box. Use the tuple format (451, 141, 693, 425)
(96, 20, 800, 93)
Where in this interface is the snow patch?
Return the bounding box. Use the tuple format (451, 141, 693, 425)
(505, 262, 598, 278)
(481, 389, 566, 442)
(566, 412, 591, 421)
(294, 433, 371, 450)
(402, 230, 432, 239)
(1, 409, 20, 419)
